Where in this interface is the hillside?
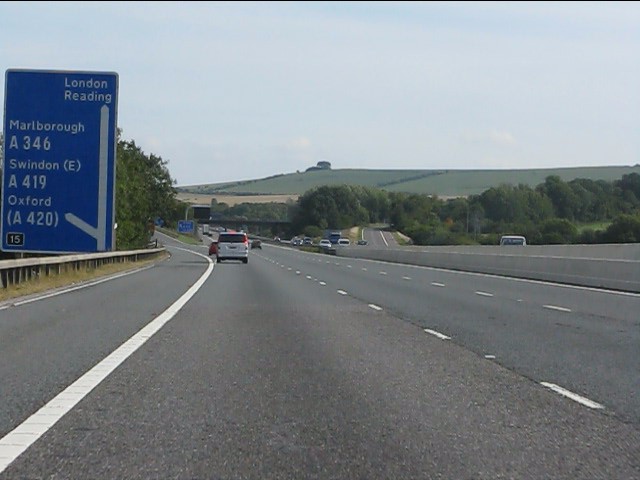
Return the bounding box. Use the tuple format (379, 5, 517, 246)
(177, 165, 640, 198)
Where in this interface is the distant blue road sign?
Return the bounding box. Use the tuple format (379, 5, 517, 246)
(1, 69, 119, 253)
(178, 220, 194, 233)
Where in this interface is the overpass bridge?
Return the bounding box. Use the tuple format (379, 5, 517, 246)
(200, 218, 292, 236)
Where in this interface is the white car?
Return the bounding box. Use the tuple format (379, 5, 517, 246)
(500, 235, 527, 246)
(216, 232, 249, 263)
(318, 239, 332, 248)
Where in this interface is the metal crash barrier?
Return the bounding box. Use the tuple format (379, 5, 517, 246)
(0, 248, 166, 290)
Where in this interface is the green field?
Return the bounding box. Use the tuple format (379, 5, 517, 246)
(575, 221, 612, 233)
(177, 165, 640, 198)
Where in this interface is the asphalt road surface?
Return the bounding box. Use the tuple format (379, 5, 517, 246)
(362, 227, 399, 247)
(0, 236, 638, 479)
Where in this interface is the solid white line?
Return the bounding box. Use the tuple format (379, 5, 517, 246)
(431, 282, 445, 287)
(543, 305, 572, 313)
(337, 290, 348, 295)
(540, 382, 604, 409)
(424, 328, 451, 340)
(475, 291, 494, 297)
(0, 249, 214, 474)
(379, 230, 389, 247)
(368, 304, 383, 311)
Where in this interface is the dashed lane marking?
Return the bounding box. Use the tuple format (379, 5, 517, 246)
(424, 329, 451, 340)
(543, 305, 572, 313)
(475, 291, 494, 297)
(541, 382, 604, 409)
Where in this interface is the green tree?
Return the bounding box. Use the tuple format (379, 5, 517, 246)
(115, 137, 179, 249)
(539, 218, 578, 244)
(537, 176, 579, 220)
(602, 214, 640, 243)
(293, 185, 374, 232)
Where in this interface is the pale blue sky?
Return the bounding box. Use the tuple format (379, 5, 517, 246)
(1, 1, 638, 186)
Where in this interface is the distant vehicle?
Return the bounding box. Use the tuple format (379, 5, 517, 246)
(202, 224, 211, 236)
(318, 239, 332, 249)
(273, 236, 281, 242)
(357, 239, 368, 245)
(337, 238, 350, 246)
(328, 231, 342, 244)
(216, 232, 249, 263)
(500, 235, 527, 246)
(208, 241, 218, 256)
(292, 237, 303, 246)
(303, 237, 313, 245)
(251, 239, 262, 249)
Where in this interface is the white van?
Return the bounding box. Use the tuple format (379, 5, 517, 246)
(500, 235, 527, 246)
(337, 238, 351, 246)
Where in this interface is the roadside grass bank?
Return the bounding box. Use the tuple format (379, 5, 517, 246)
(0, 251, 170, 304)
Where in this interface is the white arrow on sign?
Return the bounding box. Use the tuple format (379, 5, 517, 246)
(65, 104, 110, 251)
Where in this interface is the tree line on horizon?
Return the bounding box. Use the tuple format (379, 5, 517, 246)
(2, 131, 639, 249)
(109, 159, 640, 245)
(285, 174, 640, 245)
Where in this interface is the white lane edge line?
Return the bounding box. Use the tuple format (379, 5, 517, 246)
(540, 382, 604, 409)
(543, 305, 572, 313)
(424, 328, 451, 340)
(0, 249, 215, 474)
(379, 230, 389, 247)
(11, 264, 157, 307)
(368, 304, 383, 311)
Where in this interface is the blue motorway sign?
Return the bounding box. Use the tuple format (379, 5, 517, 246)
(178, 220, 194, 234)
(1, 69, 119, 253)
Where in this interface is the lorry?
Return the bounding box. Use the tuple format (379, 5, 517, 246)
(328, 231, 342, 244)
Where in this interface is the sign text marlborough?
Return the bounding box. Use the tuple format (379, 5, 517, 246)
(1, 69, 119, 253)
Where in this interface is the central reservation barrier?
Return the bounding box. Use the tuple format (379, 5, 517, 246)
(334, 243, 640, 293)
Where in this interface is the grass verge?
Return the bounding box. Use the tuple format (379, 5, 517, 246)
(0, 251, 170, 304)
